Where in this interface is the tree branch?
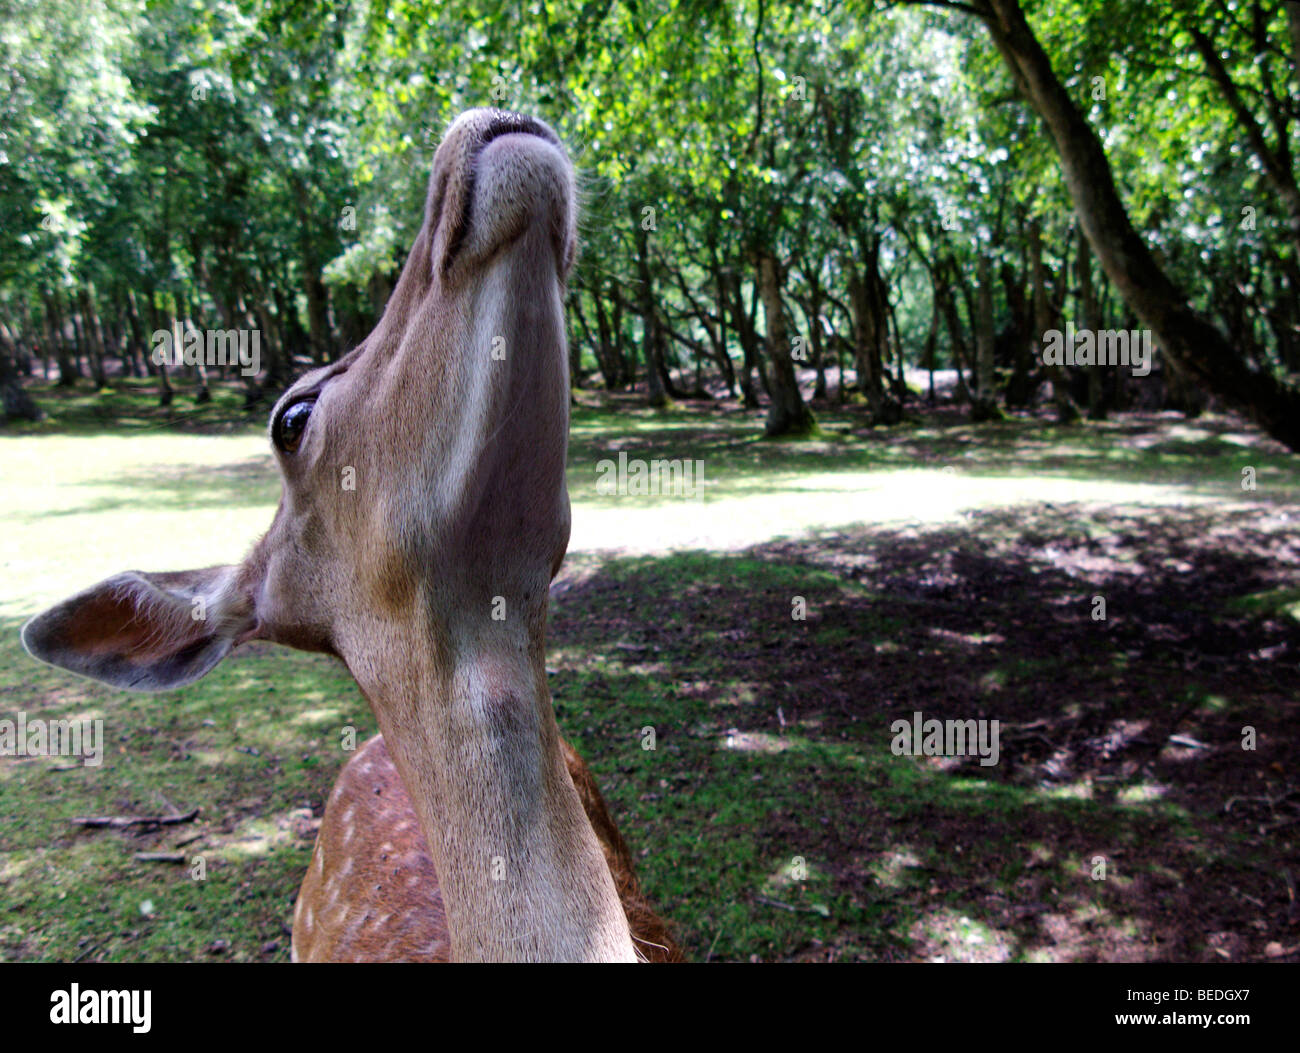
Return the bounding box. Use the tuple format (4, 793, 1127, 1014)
(888, 0, 990, 19)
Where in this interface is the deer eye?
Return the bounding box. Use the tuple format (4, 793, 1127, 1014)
(273, 399, 315, 454)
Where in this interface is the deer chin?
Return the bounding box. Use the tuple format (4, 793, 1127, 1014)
(431, 110, 576, 282)
(457, 132, 576, 271)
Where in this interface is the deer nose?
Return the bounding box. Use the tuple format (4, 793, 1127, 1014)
(432, 109, 573, 275)
(447, 108, 560, 151)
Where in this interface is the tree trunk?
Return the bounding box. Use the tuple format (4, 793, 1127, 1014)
(79, 288, 108, 389)
(1001, 256, 1038, 406)
(1078, 232, 1107, 420)
(972, 253, 1003, 421)
(981, 0, 1300, 450)
(757, 251, 814, 437)
(0, 324, 42, 421)
(37, 301, 53, 378)
(124, 289, 148, 378)
(609, 280, 633, 388)
(145, 286, 174, 407)
(590, 282, 619, 390)
(805, 276, 828, 400)
(1030, 217, 1079, 423)
(936, 262, 972, 403)
(294, 187, 334, 366)
(633, 221, 667, 407)
(847, 268, 879, 415)
(888, 295, 907, 402)
(177, 289, 211, 404)
(567, 291, 589, 390)
(249, 269, 291, 394)
(725, 270, 762, 408)
(45, 290, 78, 386)
(750, 280, 773, 400)
(714, 291, 738, 398)
(39, 298, 55, 381)
(924, 290, 939, 404)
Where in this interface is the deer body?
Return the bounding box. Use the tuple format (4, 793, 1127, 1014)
(294, 734, 680, 962)
(22, 110, 678, 962)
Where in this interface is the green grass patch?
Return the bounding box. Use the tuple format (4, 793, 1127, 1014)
(2, 379, 1297, 961)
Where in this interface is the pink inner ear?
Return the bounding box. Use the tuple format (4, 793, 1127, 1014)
(24, 565, 251, 692)
(57, 581, 210, 663)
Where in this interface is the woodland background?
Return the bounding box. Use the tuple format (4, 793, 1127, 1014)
(2, 0, 1300, 964)
(3, 0, 1300, 441)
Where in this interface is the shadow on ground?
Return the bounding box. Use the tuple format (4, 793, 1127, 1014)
(549, 500, 1300, 962)
(2, 500, 1297, 962)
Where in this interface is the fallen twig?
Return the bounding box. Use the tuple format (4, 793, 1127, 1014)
(70, 807, 200, 829)
(755, 894, 829, 916)
(703, 928, 723, 964)
(133, 852, 187, 864)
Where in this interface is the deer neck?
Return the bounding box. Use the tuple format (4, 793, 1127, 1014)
(344, 603, 637, 962)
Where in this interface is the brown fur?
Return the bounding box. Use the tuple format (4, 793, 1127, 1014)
(294, 735, 683, 962)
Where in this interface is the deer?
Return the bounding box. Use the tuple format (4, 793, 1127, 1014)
(21, 109, 681, 963)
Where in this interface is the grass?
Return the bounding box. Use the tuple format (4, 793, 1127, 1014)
(1, 377, 1298, 962)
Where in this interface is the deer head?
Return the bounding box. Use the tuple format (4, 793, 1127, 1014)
(22, 109, 639, 961)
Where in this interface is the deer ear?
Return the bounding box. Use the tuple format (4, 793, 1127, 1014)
(21, 567, 256, 692)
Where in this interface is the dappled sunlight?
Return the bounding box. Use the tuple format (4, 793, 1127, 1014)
(1020, 902, 1150, 963)
(559, 408, 1299, 553)
(568, 471, 1222, 555)
(292, 706, 345, 727)
(909, 907, 1016, 963)
(190, 748, 244, 768)
(701, 682, 764, 708)
(0, 854, 38, 883)
(928, 627, 1005, 649)
(765, 856, 820, 890)
(870, 846, 926, 890)
(1, 432, 273, 615)
(1117, 783, 1170, 804)
(718, 729, 793, 753)
(2, 415, 1286, 609)
(1037, 781, 1096, 801)
(208, 807, 316, 863)
(3, 407, 1298, 962)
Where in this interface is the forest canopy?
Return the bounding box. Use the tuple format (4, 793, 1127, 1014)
(2, 0, 1298, 444)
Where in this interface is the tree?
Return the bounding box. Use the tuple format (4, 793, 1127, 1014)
(908, 0, 1300, 450)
